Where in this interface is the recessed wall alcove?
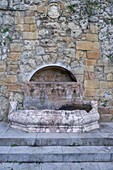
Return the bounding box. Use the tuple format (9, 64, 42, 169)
(29, 65, 77, 82)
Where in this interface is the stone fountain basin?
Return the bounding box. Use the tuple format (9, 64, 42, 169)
(8, 101, 100, 133)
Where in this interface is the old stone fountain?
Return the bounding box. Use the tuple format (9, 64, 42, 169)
(8, 65, 100, 132)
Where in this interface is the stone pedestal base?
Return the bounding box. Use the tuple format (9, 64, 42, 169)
(10, 122, 99, 133)
(8, 101, 100, 133)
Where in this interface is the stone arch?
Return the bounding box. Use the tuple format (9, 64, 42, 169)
(29, 64, 77, 82)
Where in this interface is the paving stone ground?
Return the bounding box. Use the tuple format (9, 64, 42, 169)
(0, 163, 113, 170)
(0, 122, 113, 170)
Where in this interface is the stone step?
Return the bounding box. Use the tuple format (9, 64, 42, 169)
(1, 162, 113, 170)
(0, 132, 113, 146)
(0, 146, 113, 163)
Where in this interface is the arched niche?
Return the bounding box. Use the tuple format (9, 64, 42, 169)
(30, 65, 77, 82)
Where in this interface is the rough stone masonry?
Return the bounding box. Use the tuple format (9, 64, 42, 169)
(0, 0, 113, 121)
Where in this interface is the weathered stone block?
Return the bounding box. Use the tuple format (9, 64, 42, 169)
(0, 73, 6, 82)
(25, 17, 35, 24)
(24, 11, 35, 16)
(0, 62, 6, 72)
(100, 114, 113, 122)
(10, 2, 28, 11)
(86, 34, 98, 42)
(9, 53, 20, 62)
(84, 80, 100, 89)
(6, 75, 17, 83)
(100, 82, 108, 89)
(15, 11, 25, 17)
(10, 44, 21, 52)
(23, 32, 38, 39)
(62, 37, 73, 43)
(86, 66, 94, 72)
(0, 88, 9, 121)
(37, 5, 47, 13)
(0, 81, 7, 85)
(84, 89, 96, 97)
(65, 48, 76, 59)
(33, 0, 40, 4)
(75, 75, 84, 82)
(15, 17, 24, 24)
(0, 12, 2, 26)
(90, 25, 99, 34)
(97, 59, 108, 66)
(29, 5, 38, 11)
(87, 51, 100, 59)
(36, 47, 45, 55)
(86, 59, 96, 66)
(16, 24, 24, 31)
(76, 51, 86, 59)
(76, 41, 99, 51)
(107, 73, 113, 81)
(85, 72, 96, 80)
(108, 82, 113, 88)
(67, 42, 75, 48)
(105, 67, 113, 73)
(3, 15, 14, 25)
(23, 24, 30, 32)
(72, 67, 85, 75)
(0, 0, 8, 9)
(45, 47, 57, 53)
(98, 107, 110, 115)
(29, 24, 37, 32)
(110, 109, 113, 115)
(7, 64, 19, 74)
(71, 29, 82, 38)
(96, 89, 104, 97)
(0, 85, 7, 97)
(0, 96, 8, 121)
(8, 84, 22, 92)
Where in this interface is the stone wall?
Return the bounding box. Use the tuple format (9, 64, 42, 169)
(0, 0, 113, 121)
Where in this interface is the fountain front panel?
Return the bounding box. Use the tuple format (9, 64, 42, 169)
(24, 82, 82, 110)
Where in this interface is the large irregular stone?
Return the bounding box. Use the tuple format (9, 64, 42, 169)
(0, 96, 9, 121)
(0, 12, 3, 26)
(0, 86, 9, 120)
(3, 15, 14, 25)
(0, 0, 8, 9)
(33, 0, 40, 4)
(76, 41, 99, 51)
(23, 32, 38, 40)
(36, 47, 45, 55)
(9, 0, 29, 10)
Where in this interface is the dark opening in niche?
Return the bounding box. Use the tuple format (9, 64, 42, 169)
(59, 104, 92, 112)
